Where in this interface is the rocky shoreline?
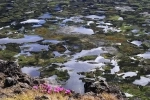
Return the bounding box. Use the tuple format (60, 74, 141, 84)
(0, 60, 46, 98)
(0, 60, 127, 100)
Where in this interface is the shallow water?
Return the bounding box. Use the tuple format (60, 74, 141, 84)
(71, 27, 94, 35)
(20, 19, 46, 24)
(130, 40, 142, 46)
(20, 43, 49, 52)
(137, 51, 150, 59)
(38, 12, 51, 19)
(42, 40, 62, 44)
(110, 59, 120, 74)
(85, 15, 105, 20)
(0, 35, 43, 44)
(133, 76, 150, 86)
(64, 72, 85, 94)
(117, 71, 138, 79)
(21, 66, 41, 77)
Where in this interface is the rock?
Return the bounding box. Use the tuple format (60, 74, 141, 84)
(84, 77, 125, 99)
(84, 80, 109, 93)
(0, 60, 20, 77)
(72, 93, 81, 99)
(0, 93, 8, 99)
(33, 79, 46, 85)
(4, 77, 17, 87)
(14, 88, 22, 94)
(19, 83, 30, 89)
(0, 60, 45, 99)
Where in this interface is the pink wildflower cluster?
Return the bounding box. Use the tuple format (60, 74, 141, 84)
(33, 83, 71, 95)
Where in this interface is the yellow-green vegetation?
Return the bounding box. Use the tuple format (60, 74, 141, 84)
(77, 55, 97, 61)
(118, 83, 150, 100)
(18, 56, 37, 66)
(103, 65, 111, 73)
(7, 33, 24, 39)
(120, 24, 133, 33)
(40, 67, 69, 81)
(101, 53, 114, 59)
(45, 57, 67, 64)
(104, 34, 127, 43)
(48, 0, 69, 7)
(35, 27, 50, 35)
(0, 50, 17, 60)
(18, 55, 67, 66)
(117, 43, 143, 55)
(108, 15, 120, 21)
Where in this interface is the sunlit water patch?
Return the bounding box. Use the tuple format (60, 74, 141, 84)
(115, 6, 135, 12)
(133, 76, 150, 86)
(117, 71, 138, 79)
(85, 15, 105, 20)
(137, 52, 150, 59)
(97, 24, 121, 33)
(0, 35, 43, 44)
(130, 40, 142, 46)
(131, 29, 139, 34)
(42, 40, 62, 44)
(38, 12, 51, 19)
(125, 93, 133, 97)
(60, 47, 111, 93)
(58, 26, 94, 35)
(110, 59, 120, 74)
(95, 56, 110, 63)
(62, 16, 84, 23)
(72, 47, 107, 59)
(21, 66, 41, 77)
(43, 75, 59, 86)
(20, 19, 46, 24)
(20, 43, 49, 52)
(32, 24, 42, 28)
(71, 27, 94, 35)
(64, 72, 85, 94)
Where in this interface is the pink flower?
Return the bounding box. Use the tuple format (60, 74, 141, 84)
(33, 86, 38, 90)
(58, 87, 64, 92)
(47, 90, 51, 94)
(65, 89, 71, 94)
(54, 87, 61, 93)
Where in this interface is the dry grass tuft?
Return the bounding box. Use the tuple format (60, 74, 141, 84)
(101, 93, 118, 100)
(3, 90, 118, 100)
(3, 90, 69, 100)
